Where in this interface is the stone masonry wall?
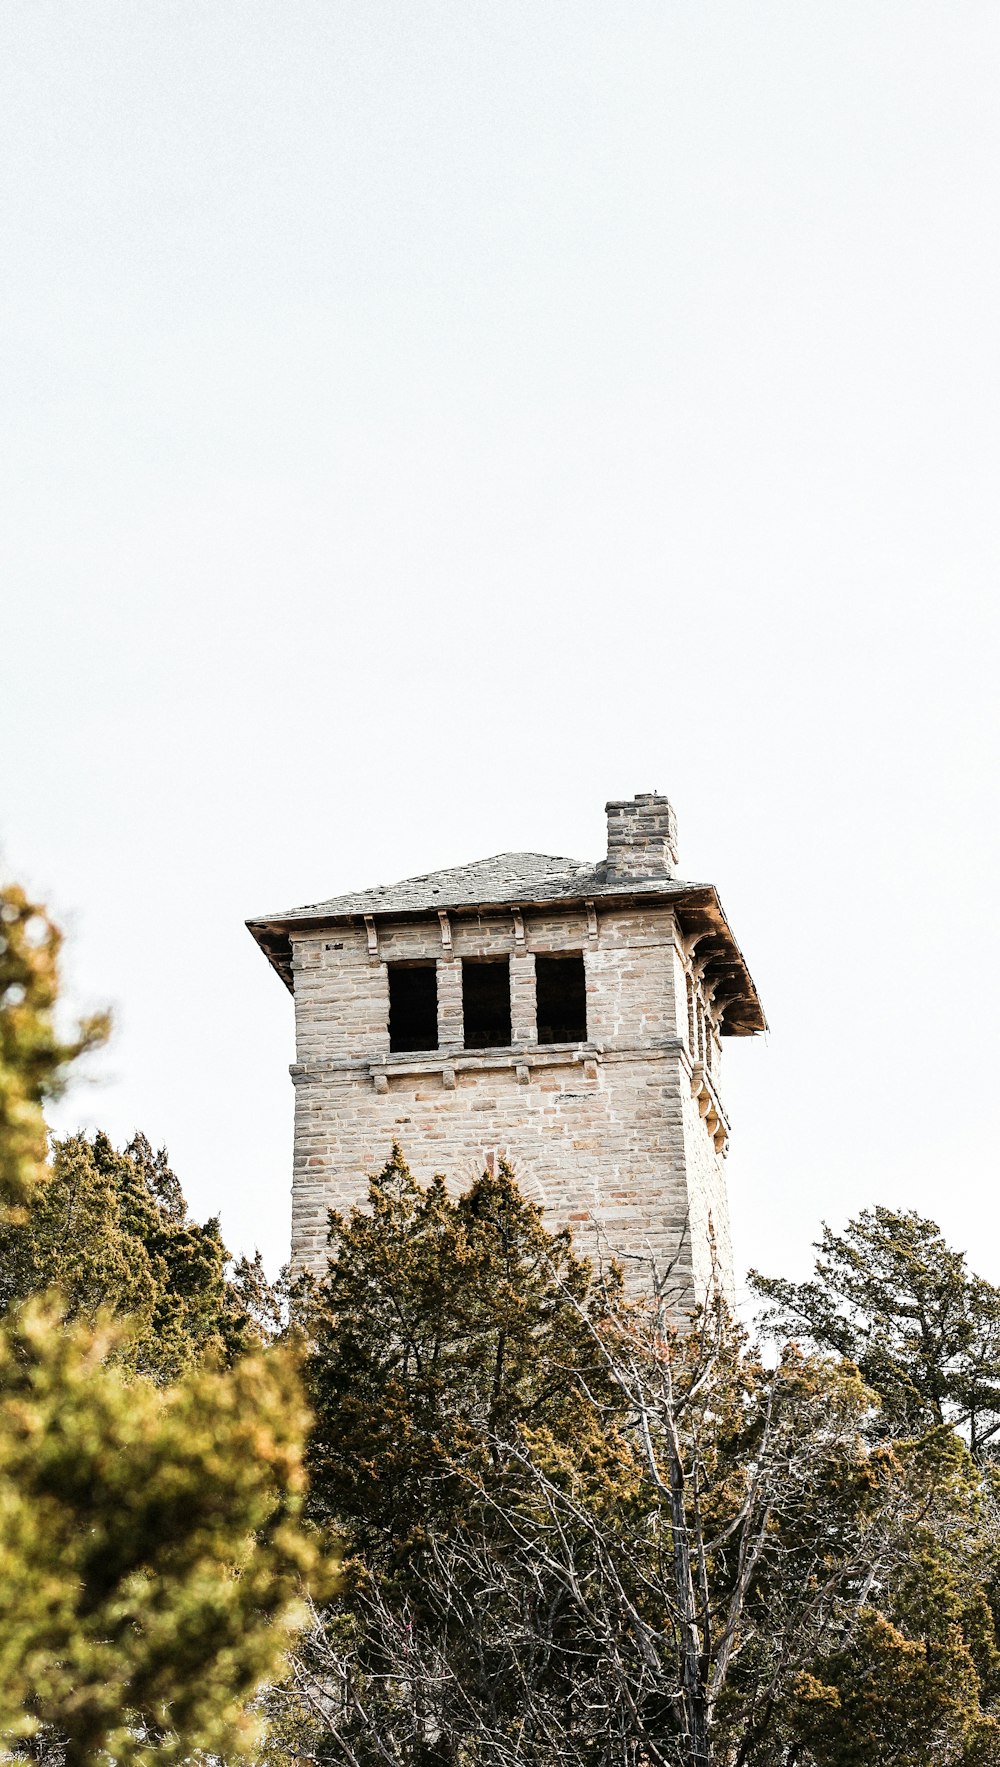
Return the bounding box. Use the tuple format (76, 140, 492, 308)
(288, 903, 734, 1303)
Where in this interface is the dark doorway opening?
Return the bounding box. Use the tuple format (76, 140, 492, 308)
(388, 963, 438, 1053)
(535, 953, 588, 1044)
(462, 958, 512, 1048)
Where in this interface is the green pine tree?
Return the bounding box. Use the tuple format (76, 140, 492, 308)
(0, 1128, 282, 1381)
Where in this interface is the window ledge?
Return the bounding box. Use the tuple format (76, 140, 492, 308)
(289, 1037, 693, 1085)
(374, 1042, 598, 1080)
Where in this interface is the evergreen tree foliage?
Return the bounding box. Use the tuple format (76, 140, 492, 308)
(0, 1299, 315, 1766)
(749, 1206, 1000, 1459)
(300, 1142, 622, 1565)
(271, 1151, 1000, 1767)
(0, 1128, 282, 1381)
(0, 885, 108, 1220)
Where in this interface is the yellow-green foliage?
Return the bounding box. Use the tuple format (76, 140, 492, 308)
(0, 885, 108, 1219)
(0, 880, 323, 1763)
(0, 1300, 317, 1765)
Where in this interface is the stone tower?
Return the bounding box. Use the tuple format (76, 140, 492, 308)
(248, 793, 764, 1304)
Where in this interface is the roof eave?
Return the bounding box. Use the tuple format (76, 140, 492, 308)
(246, 882, 766, 1034)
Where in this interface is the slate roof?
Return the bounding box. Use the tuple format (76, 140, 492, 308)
(247, 850, 766, 1035)
(250, 850, 702, 924)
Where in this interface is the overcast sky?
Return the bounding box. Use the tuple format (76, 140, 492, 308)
(2, 3, 998, 1305)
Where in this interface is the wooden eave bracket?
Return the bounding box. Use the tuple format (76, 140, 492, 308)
(511, 908, 525, 949)
(364, 915, 379, 962)
(679, 926, 712, 965)
(438, 910, 453, 955)
(585, 900, 598, 942)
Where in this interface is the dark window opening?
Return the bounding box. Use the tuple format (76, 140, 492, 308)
(388, 963, 438, 1053)
(535, 953, 588, 1044)
(462, 958, 512, 1048)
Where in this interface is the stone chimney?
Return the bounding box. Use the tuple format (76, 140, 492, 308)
(605, 792, 679, 882)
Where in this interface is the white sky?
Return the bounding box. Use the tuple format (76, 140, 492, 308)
(2, 3, 998, 1306)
